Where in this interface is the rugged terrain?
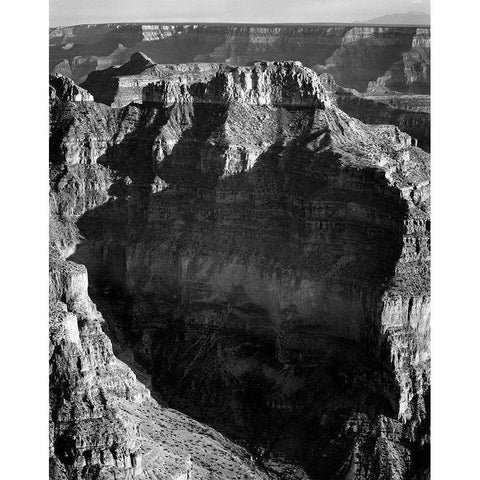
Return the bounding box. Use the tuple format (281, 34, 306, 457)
(318, 74, 430, 151)
(49, 74, 305, 480)
(49, 56, 430, 480)
(49, 23, 429, 93)
(49, 23, 430, 151)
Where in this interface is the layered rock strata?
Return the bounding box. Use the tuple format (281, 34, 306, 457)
(50, 73, 94, 102)
(49, 80, 302, 480)
(50, 60, 430, 479)
(319, 73, 430, 151)
(50, 24, 430, 95)
(80, 53, 430, 153)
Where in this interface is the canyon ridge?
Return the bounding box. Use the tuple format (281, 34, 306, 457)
(49, 24, 430, 480)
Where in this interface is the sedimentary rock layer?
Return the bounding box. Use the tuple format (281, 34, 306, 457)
(319, 73, 430, 151)
(50, 61, 430, 479)
(50, 23, 430, 94)
(49, 79, 302, 480)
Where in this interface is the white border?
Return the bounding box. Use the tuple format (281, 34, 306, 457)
(2, 0, 49, 478)
(2, 1, 479, 478)
(431, 0, 480, 478)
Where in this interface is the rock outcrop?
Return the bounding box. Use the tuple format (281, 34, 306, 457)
(49, 251, 146, 480)
(366, 29, 430, 95)
(319, 73, 430, 151)
(50, 60, 430, 480)
(79, 53, 430, 152)
(49, 78, 307, 480)
(49, 24, 430, 95)
(81, 55, 327, 108)
(50, 73, 94, 102)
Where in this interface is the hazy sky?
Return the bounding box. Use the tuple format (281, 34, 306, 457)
(50, 0, 430, 28)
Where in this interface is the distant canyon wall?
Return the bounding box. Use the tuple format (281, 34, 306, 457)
(50, 24, 430, 94)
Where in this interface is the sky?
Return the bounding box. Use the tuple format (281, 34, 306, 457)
(50, 0, 430, 28)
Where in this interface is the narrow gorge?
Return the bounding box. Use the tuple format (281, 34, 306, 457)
(49, 52, 430, 480)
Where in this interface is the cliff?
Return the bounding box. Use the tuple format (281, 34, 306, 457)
(50, 73, 94, 102)
(79, 53, 430, 152)
(49, 24, 430, 94)
(81, 54, 328, 108)
(50, 61, 430, 479)
(319, 73, 430, 151)
(49, 80, 303, 480)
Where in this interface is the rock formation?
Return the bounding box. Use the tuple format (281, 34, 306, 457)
(50, 73, 94, 102)
(49, 57, 430, 480)
(49, 78, 306, 480)
(319, 73, 430, 151)
(49, 24, 430, 94)
(365, 29, 430, 95)
(49, 24, 430, 153)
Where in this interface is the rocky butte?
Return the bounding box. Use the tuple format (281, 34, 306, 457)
(49, 23, 430, 151)
(49, 55, 430, 480)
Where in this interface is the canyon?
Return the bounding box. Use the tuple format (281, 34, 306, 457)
(49, 24, 430, 93)
(49, 50, 430, 480)
(49, 23, 430, 152)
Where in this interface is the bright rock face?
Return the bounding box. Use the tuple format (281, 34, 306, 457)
(50, 58, 430, 480)
(82, 56, 328, 108)
(50, 73, 94, 102)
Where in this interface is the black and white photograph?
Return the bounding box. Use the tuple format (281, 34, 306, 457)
(3, 1, 479, 479)
(48, 1, 431, 479)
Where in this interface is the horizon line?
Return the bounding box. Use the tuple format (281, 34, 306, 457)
(50, 20, 431, 29)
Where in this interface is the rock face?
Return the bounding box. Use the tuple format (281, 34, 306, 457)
(49, 77, 307, 480)
(50, 73, 94, 102)
(319, 73, 430, 151)
(51, 24, 430, 153)
(366, 29, 430, 95)
(49, 24, 430, 94)
(79, 53, 430, 152)
(50, 60, 430, 480)
(49, 249, 281, 480)
(49, 251, 146, 480)
(82, 55, 327, 108)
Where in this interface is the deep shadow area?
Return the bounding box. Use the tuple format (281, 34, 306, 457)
(62, 98, 415, 479)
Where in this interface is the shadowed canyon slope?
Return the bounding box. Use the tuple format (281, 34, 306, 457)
(49, 59, 430, 480)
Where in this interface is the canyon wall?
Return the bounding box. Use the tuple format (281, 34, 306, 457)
(50, 24, 430, 151)
(50, 59, 430, 480)
(319, 73, 430, 151)
(49, 74, 304, 480)
(50, 24, 430, 94)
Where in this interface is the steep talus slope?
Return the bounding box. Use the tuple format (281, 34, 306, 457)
(49, 79, 304, 480)
(49, 24, 429, 95)
(50, 61, 430, 480)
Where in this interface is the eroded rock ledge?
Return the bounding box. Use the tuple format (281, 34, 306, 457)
(50, 60, 430, 480)
(319, 73, 430, 151)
